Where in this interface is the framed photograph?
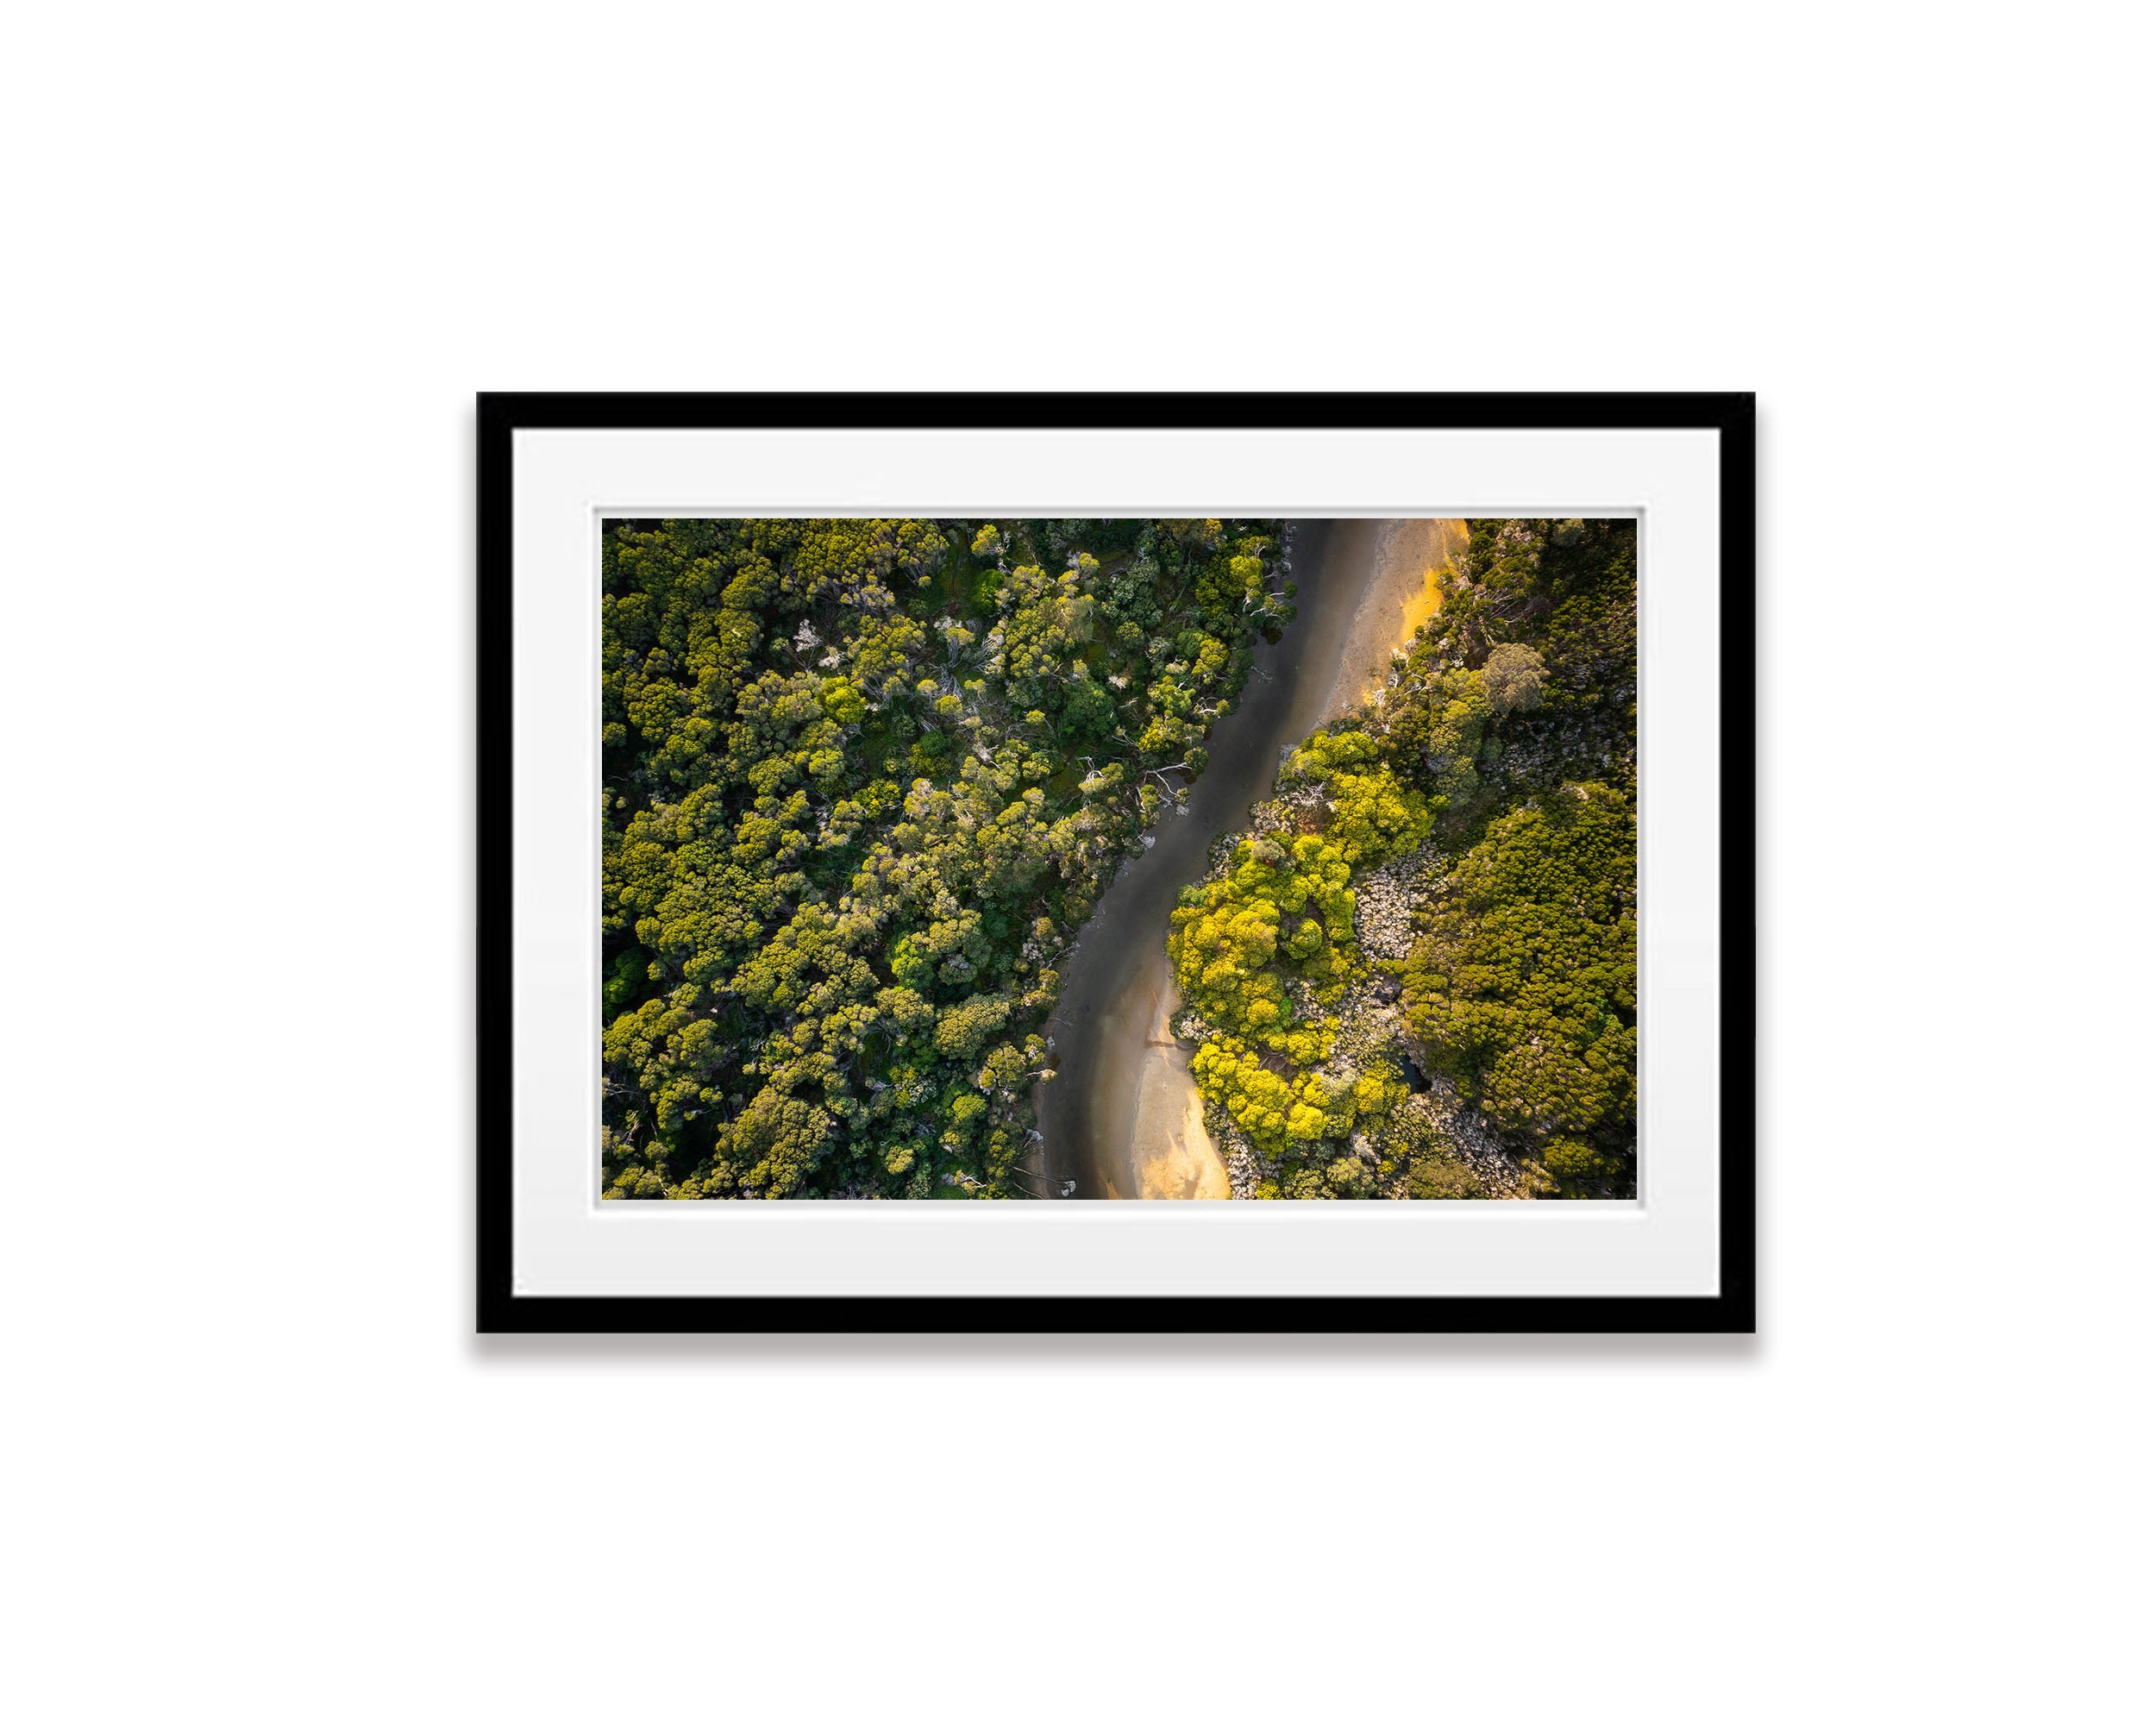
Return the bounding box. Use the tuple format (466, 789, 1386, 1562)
(479, 393, 1754, 1332)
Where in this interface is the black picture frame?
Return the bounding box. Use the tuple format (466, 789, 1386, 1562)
(479, 392, 1756, 1334)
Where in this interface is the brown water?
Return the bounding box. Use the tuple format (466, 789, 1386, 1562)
(1034, 519, 1389, 1199)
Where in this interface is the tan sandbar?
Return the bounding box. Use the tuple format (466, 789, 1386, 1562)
(1321, 518, 1467, 724)
(1130, 974, 1229, 1201)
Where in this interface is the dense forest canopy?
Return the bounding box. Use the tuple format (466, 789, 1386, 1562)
(600, 517, 1292, 1199)
(1169, 517, 1639, 1199)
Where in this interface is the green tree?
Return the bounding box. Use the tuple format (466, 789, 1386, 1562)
(1164, 516, 1638, 1201)
(602, 515, 1285, 1199)
(1481, 643, 1547, 714)
(1402, 783, 1635, 1172)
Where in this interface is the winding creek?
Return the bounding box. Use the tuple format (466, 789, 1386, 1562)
(1034, 518, 1465, 1199)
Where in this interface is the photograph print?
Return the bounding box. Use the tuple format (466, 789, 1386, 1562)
(600, 513, 1636, 1205)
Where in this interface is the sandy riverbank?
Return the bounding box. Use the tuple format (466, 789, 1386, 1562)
(1128, 972, 1229, 1199)
(1319, 518, 1466, 724)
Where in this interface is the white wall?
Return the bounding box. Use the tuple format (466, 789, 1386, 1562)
(6, 5, 2146, 1722)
